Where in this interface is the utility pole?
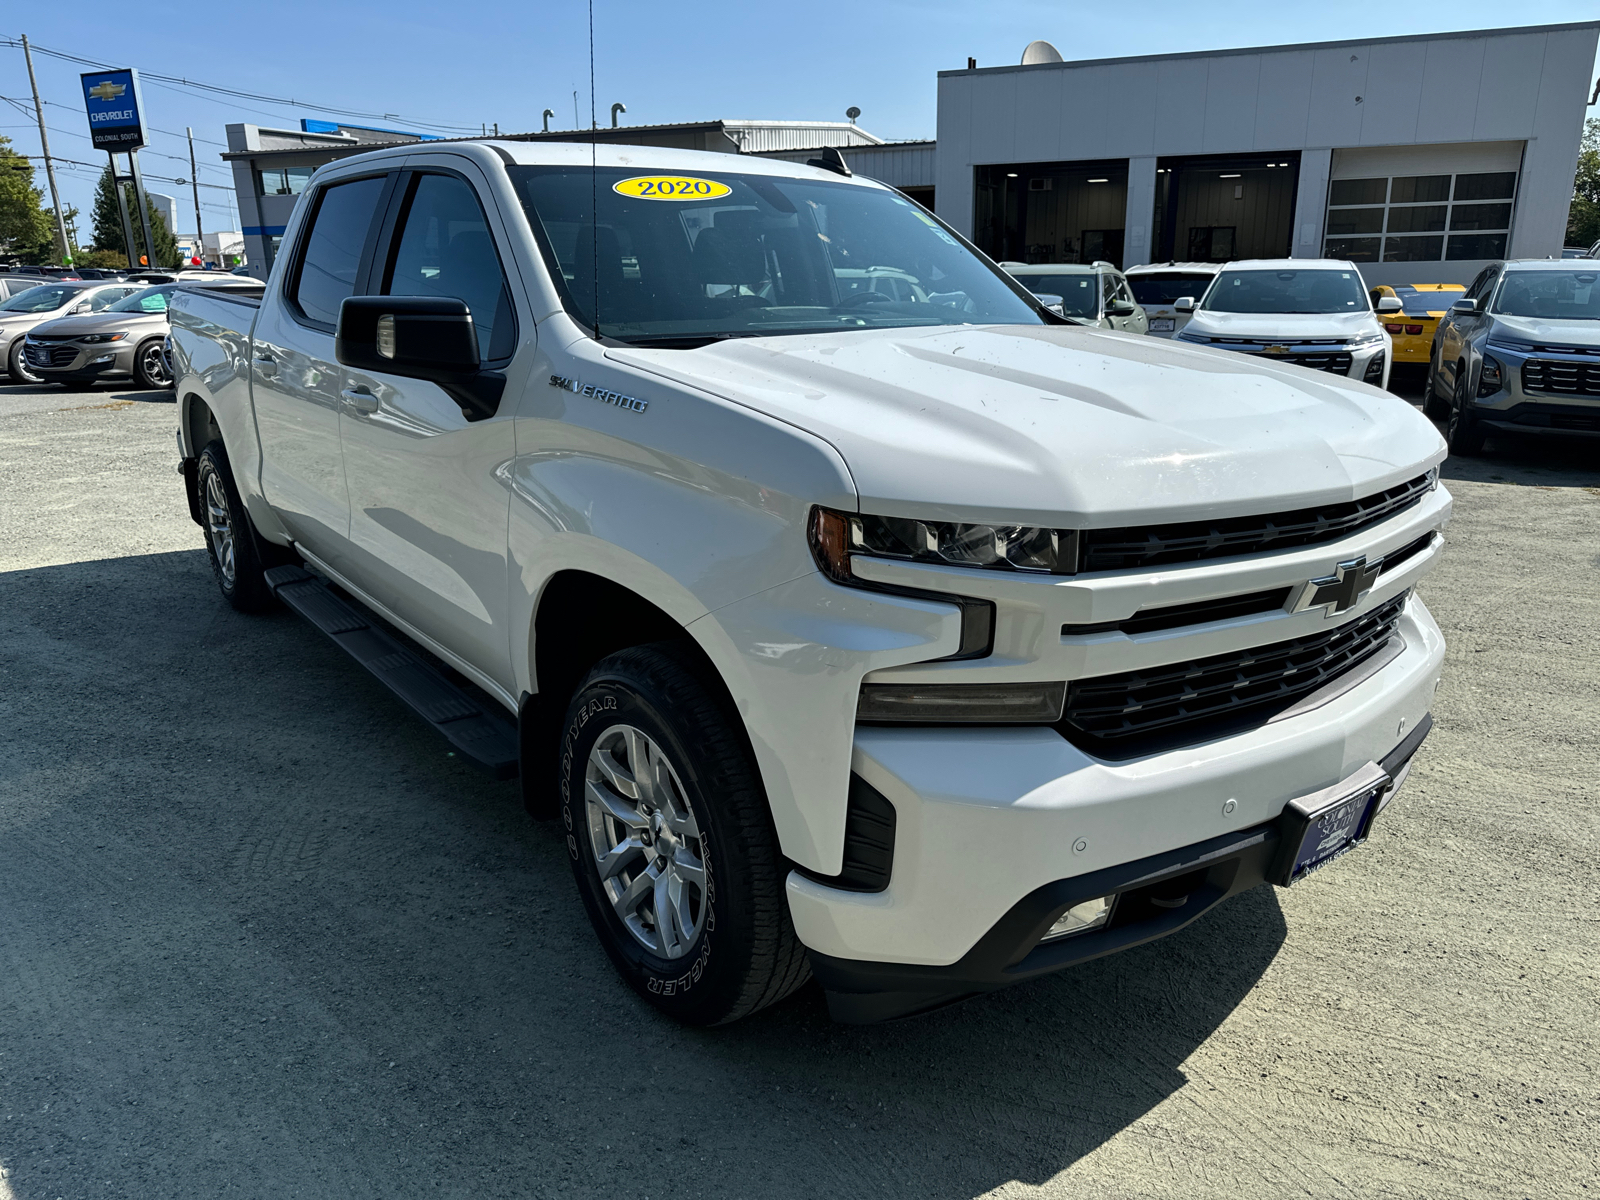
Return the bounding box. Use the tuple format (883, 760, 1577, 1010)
(22, 35, 72, 265)
(186, 127, 204, 265)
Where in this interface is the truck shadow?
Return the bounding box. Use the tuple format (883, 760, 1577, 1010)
(0, 548, 1285, 1200)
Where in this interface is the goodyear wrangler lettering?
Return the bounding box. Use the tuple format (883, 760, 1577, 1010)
(613, 175, 732, 201)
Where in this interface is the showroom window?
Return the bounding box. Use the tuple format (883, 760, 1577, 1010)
(1323, 171, 1516, 263)
(256, 165, 314, 198)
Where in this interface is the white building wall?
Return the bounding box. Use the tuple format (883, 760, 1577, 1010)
(937, 23, 1598, 282)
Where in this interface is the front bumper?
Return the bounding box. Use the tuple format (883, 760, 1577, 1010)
(787, 592, 1445, 1019)
(1472, 343, 1600, 436)
(23, 341, 136, 380)
(811, 715, 1429, 1024)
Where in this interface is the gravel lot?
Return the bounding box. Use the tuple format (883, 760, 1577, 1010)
(1, 374, 1596, 1199)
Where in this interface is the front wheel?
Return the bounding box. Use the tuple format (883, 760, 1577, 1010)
(559, 644, 810, 1025)
(1446, 363, 1486, 455)
(196, 440, 276, 611)
(7, 340, 42, 385)
(133, 338, 172, 390)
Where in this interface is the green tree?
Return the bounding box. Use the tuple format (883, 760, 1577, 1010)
(0, 135, 54, 263)
(90, 164, 180, 267)
(1568, 117, 1600, 250)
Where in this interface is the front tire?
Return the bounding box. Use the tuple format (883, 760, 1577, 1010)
(1424, 344, 1450, 419)
(7, 340, 42, 385)
(1446, 362, 1487, 456)
(559, 644, 810, 1025)
(133, 338, 172, 390)
(197, 440, 276, 612)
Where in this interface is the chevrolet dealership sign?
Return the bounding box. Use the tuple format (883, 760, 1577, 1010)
(80, 68, 147, 151)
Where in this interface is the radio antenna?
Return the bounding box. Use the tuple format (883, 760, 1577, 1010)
(589, 0, 600, 341)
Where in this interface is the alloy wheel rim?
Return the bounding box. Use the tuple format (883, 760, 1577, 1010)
(583, 723, 708, 959)
(142, 343, 170, 386)
(203, 471, 236, 584)
(1449, 373, 1468, 440)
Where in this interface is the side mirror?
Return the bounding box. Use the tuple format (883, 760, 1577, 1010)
(1106, 300, 1137, 317)
(336, 295, 503, 420)
(71, 302, 91, 313)
(1449, 298, 1477, 315)
(1376, 296, 1403, 313)
(1174, 296, 1196, 313)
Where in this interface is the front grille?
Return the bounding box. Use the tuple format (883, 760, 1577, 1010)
(1247, 350, 1353, 375)
(1059, 592, 1409, 759)
(23, 343, 76, 367)
(1522, 358, 1600, 397)
(1081, 471, 1434, 573)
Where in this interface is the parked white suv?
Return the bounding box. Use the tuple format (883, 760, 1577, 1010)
(1173, 259, 1398, 388)
(167, 143, 1447, 1025)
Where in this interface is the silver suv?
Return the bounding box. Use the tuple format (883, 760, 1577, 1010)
(1429, 259, 1600, 454)
(998, 261, 1149, 333)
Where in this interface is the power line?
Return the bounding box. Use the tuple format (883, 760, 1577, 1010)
(1, 37, 482, 134)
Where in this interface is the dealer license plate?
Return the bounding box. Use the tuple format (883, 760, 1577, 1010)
(1150, 318, 1175, 331)
(1277, 765, 1390, 886)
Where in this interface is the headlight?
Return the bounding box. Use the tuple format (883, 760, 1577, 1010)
(1172, 330, 1207, 344)
(810, 506, 1078, 578)
(76, 332, 128, 344)
(1348, 331, 1386, 349)
(1485, 338, 1536, 355)
(1477, 354, 1503, 396)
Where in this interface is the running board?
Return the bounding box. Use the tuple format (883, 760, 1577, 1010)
(264, 566, 519, 779)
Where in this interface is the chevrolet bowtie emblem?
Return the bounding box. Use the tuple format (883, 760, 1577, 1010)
(89, 81, 127, 102)
(1290, 557, 1382, 617)
(1264, 345, 1290, 355)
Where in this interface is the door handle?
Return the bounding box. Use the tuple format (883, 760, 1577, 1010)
(340, 387, 379, 414)
(252, 354, 277, 377)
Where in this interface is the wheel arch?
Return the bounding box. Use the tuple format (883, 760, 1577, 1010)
(519, 569, 747, 819)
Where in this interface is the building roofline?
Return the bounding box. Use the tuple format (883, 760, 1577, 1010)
(938, 21, 1600, 78)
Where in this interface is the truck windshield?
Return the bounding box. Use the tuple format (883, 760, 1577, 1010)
(1202, 269, 1368, 315)
(0, 285, 78, 313)
(1491, 270, 1600, 320)
(508, 166, 1044, 344)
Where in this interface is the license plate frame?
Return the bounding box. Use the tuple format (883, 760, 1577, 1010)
(1149, 318, 1175, 332)
(1272, 762, 1391, 886)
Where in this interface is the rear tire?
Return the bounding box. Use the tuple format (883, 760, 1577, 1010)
(1446, 363, 1486, 456)
(559, 644, 810, 1025)
(197, 440, 276, 612)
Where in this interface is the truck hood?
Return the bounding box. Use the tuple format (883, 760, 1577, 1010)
(26, 311, 164, 338)
(1178, 310, 1381, 342)
(611, 324, 1444, 527)
(1490, 314, 1600, 348)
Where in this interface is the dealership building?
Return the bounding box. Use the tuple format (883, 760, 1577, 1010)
(934, 21, 1599, 285)
(222, 22, 1595, 286)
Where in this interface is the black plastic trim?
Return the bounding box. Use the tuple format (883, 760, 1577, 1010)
(794, 774, 897, 893)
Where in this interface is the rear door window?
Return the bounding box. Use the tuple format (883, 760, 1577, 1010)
(290, 175, 388, 328)
(381, 172, 515, 360)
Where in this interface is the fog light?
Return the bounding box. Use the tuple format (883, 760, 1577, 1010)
(1042, 895, 1113, 942)
(857, 681, 1065, 723)
(91, 354, 114, 364)
(1362, 351, 1386, 385)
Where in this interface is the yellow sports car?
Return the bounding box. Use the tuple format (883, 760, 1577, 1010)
(1369, 283, 1466, 364)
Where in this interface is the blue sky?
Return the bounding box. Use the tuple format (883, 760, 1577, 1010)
(6, 1, 1598, 241)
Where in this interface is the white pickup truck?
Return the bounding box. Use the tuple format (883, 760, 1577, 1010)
(169, 140, 1450, 1025)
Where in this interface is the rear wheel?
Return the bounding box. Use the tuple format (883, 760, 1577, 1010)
(197, 440, 276, 611)
(1446, 362, 1486, 456)
(559, 644, 810, 1025)
(7, 340, 42, 385)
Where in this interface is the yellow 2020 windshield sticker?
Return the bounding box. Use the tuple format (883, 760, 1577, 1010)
(613, 175, 733, 201)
